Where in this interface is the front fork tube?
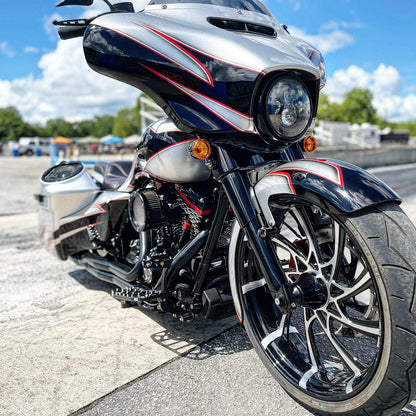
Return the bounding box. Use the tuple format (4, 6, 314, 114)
(216, 148, 293, 312)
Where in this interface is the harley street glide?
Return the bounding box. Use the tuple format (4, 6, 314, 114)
(39, 0, 416, 414)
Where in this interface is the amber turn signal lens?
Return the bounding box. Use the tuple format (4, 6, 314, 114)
(302, 135, 318, 153)
(191, 139, 211, 160)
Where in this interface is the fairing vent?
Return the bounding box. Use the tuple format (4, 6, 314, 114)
(207, 17, 276, 37)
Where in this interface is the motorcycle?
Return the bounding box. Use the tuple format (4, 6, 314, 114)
(38, 0, 416, 414)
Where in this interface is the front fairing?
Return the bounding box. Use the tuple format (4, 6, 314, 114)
(137, 3, 320, 76)
(84, 2, 321, 136)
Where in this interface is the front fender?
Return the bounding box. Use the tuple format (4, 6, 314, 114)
(254, 158, 400, 227)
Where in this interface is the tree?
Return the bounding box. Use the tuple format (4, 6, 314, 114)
(317, 88, 380, 125)
(317, 93, 342, 121)
(46, 118, 75, 137)
(112, 108, 140, 137)
(339, 88, 379, 125)
(0, 107, 25, 141)
(72, 119, 95, 137)
(91, 114, 115, 137)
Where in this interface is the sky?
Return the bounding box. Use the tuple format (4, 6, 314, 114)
(0, 0, 415, 124)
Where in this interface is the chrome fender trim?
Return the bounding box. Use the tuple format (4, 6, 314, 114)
(229, 219, 244, 323)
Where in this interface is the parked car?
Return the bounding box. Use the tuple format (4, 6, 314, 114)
(17, 137, 50, 156)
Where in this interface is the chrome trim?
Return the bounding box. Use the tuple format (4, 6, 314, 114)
(299, 368, 317, 389)
(261, 315, 298, 349)
(253, 173, 295, 227)
(253, 159, 344, 227)
(242, 278, 266, 294)
(229, 220, 243, 322)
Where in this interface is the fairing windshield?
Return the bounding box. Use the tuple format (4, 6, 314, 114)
(147, 0, 272, 15)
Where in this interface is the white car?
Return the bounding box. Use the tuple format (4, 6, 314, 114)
(18, 137, 50, 156)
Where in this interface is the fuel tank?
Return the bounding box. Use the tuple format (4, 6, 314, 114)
(138, 118, 211, 183)
(83, 2, 321, 135)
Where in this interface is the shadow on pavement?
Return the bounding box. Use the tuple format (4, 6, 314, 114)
(68, 269, 245, 360)
(69, 269, 115, 294)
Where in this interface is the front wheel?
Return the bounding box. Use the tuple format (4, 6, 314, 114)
(232, 201, 416, 415)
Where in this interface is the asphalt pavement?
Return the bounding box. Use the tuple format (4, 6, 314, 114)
(1, 156, 416, 416)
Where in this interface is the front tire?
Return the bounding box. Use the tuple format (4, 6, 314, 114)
(232, 201, 416, 415)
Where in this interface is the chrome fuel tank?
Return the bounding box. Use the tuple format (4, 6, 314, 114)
(138, 119, 211, 183)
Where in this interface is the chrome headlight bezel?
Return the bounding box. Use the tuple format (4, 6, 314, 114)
(262, 76, 313, 143)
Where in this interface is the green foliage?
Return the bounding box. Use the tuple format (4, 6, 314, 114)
(0, 107, 25, 141)
(45, 118, 75, 137)
(340, 88, 380, 125)
(90, 115, 115, 138)
(112, 108, 140, 137)
(317, 88, 381, 125)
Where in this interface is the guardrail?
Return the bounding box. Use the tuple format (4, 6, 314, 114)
(314, 145, 416, 169)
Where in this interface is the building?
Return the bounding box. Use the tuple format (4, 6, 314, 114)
(315, 120, 381, 149)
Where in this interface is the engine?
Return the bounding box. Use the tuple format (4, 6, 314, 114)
(127, 181, 215, 287)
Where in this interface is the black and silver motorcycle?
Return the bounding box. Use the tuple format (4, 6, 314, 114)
(39, 0, 416, 414)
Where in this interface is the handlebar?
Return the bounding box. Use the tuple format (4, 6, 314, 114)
(53, 0, 136, 40)
(53, 19, 91, 40)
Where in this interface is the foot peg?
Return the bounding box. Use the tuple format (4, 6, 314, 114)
(112, 286, 162, 305)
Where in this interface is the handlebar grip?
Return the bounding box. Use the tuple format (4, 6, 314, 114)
(58, 25, 87, 40)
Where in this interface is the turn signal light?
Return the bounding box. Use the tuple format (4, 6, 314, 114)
(302, 135, 318, 153)
(191, 139, 211, 160)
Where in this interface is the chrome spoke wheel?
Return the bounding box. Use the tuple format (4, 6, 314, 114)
(235, 202, 383, 401)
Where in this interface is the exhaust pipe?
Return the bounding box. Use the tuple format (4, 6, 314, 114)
(79, 231, 148, 282)
(84, 264, 135, 289)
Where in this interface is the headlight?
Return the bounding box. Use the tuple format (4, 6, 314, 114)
(265, 77, 312, 140)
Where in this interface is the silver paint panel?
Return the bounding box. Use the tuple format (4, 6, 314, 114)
(60, 191, 131, 226)
(253, 159, 343, 227)
(144, 140, 211, 182)
(39, 166, 100, 246)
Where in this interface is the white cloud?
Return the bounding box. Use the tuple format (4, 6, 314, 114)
(24, 46, 40, 54)
(324, 65, 372, 100)
(324, 63, 416, 122)
(320, 21, 364, 32)
(372, 64, 401, 96)
(0, 39, 139, 124)
(0, 41, 15, 57)
(289, 26, 354, 55)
